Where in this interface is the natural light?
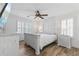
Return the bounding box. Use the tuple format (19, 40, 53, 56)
(61, 18, 73, 37)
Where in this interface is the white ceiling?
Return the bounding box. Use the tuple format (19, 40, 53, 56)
(10, 3, 79, 19)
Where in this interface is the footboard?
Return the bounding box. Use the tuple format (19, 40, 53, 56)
(39, 34, 57, 50)
(24, 33, 40, 55)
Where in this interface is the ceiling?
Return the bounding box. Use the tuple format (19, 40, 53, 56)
(5, 3, 79, 19)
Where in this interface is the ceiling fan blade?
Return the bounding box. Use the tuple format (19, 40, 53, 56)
(41, 14, 48, 16)
(39, 16, 44, 19)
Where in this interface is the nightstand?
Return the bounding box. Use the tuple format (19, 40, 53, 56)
(58, 35, 72, 48)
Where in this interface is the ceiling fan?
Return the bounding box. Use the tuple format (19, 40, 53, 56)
(27, 10, 48, 19)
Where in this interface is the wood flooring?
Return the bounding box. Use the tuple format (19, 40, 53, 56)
(19, 40, 79, 56)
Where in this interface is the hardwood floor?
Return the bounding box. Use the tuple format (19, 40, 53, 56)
(19, 40, 79, 56)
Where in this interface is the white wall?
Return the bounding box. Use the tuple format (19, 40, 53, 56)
(43, 17, 58, 34)
(72, 15, 79, 48)
(6, 13, 58, 34)
(5, 13, 16, 33)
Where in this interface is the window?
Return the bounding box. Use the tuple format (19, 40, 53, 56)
(17, 21, 32, 33)
(25, 23, 32, 33)
(61, 18, 73, 37)
(17, 21, 24, 33)
(17, 18, 43, 33)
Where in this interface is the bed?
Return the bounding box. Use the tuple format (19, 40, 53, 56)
(24, 33, 57, 55)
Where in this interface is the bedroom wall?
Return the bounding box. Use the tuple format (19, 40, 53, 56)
(6, 13, 58, 35)
(43, 17, 57, 34)
(5, 13, 33, 34)
(5, 13, 16, 34)
(72, 14, 79, 48)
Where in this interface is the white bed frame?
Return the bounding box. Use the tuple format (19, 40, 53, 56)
(24, 33, 57, 55)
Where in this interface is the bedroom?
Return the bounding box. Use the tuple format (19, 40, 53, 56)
(0, 3, 79, 56)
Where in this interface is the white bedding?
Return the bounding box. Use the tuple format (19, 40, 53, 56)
(24, 33, 57, 55)
(39, 34, 57, 50)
